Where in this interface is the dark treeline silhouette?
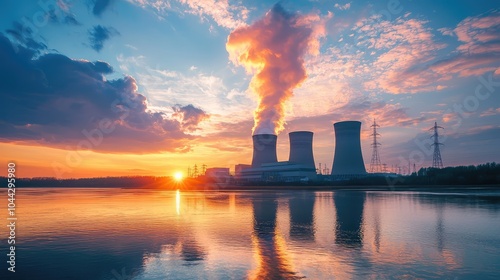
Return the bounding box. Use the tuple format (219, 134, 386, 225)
(346, 162, 500, 186)
(414, 162, 500, 185)
(2, 176, 191, 189)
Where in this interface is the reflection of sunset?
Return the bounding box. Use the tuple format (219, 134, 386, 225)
(249, 230, 300, 280)
(12, 189, 500, 279)
(248, 195, 301, 279)
(176, 189, 181, 215)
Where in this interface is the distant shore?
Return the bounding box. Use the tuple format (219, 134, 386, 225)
(2, 162, 499, 190)
(2, 184, 499, 192)
(215, 184, 500, 191)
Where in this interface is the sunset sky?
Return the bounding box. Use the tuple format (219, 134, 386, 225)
(1, 0, 499, 178)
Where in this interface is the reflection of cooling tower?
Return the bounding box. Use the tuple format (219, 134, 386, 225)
(181, 240, 205, 263)
(252, 134, 278, 168)
(334, 191, 366, 247)
(251, 194, 300, 279)
(252, 195, 278, 238)
(288, 131, 315, 169)
(289, 193, 315, 241)
(331, 121, 367, 175)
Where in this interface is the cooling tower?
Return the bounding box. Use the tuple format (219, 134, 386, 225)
(331, 121, 367, 175)
(288, 131, 315, 169)
(252, 134, 278, 168)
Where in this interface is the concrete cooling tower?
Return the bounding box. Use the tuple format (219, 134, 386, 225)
(331, 121, 367, 176)
(251, 134, 278, 168)
(288, 131, 315, 170)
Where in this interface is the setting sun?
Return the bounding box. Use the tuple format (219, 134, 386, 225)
(173, 171, 184, 182)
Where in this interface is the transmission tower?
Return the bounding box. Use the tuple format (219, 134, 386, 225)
(193, 164, 198, 177)
(430, 122, 444, 169)
(370, 119, 382, 173)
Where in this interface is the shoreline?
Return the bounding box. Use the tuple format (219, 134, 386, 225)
(217, 184, 500, 191)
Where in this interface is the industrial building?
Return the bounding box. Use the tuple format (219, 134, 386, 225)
(204, 167, 231, 184)
(235, 164, 252, 178)
(205, 167, 230, 179)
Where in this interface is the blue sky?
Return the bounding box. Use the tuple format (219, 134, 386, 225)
(0, 0, 499, 177)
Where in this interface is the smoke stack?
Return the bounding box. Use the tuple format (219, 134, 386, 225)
(331, 121, 367, 175)
(288, 131, 315, 169)
(252, 134, 278, 168)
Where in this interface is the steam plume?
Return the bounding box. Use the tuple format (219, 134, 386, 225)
(226, 4, 326, 135)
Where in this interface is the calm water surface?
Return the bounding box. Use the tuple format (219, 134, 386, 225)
(1, 188, 500, 279)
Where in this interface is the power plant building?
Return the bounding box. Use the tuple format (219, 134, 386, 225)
(236, 121, 368, 183)
(205, 167, 230, 178)
(235, 164, 252, 179)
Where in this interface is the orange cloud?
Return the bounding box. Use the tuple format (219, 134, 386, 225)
(226, 4, 326, 135)
(350, 11, 500, 95)
(356, 17, 446, 94)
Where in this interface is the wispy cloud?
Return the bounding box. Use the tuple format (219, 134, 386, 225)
(47, 7, 81, 25)
(116, 53, 255, 134)
(334, 2, 351, 11)
(357, 17, 446, 94)
(88, 25, 120, 52)
(309, 10, 500, 97)
(437, 27, 454, 36)
(128, 0, 249, 29)
(429, 10, 500, 78)
(178, 0, 249, 29)
(480, 107, 500, 117)
(6, 21, 48, 52)
(92, 0, 115, 16)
